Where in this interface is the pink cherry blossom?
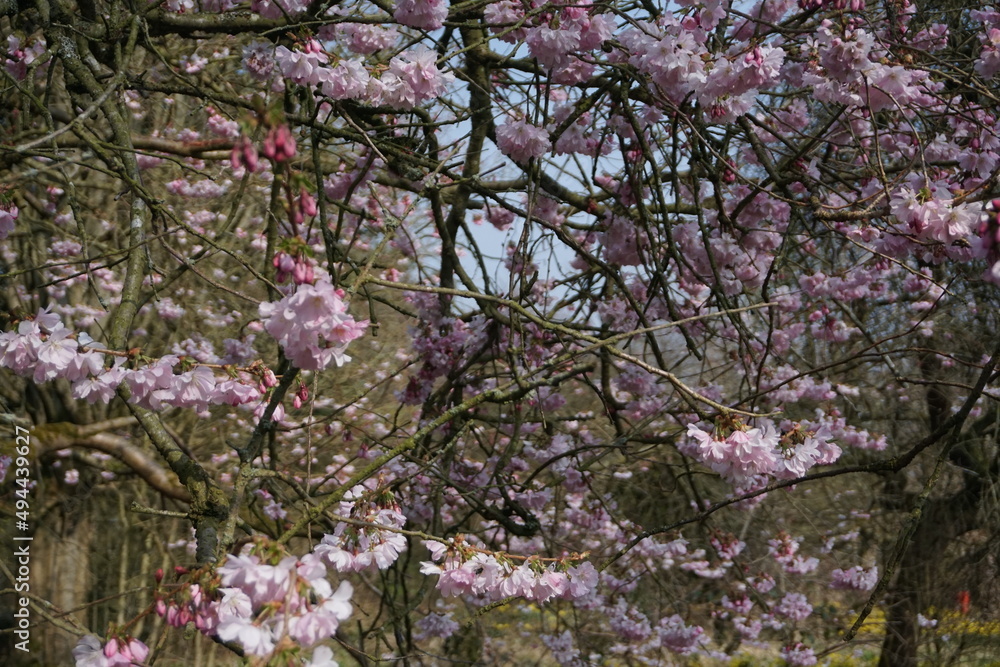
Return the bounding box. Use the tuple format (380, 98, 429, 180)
(496, 118, 551, 163)
(831, 565, 879, 591)
(394, 0, 448, 31)
(258, 280, 368, 370)
(0, 203, 17, 239)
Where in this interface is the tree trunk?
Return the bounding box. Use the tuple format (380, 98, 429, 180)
(36, 508, 92, 665)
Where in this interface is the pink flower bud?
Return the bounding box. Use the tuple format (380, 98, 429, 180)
(273, 126, 288, 155)
(242, 141, 259, 173)
(293, 261, 308, 284)
(128, 639, 149, 663)
(261, 134, 277, 160)
(230, 144, 243, 171)
(300, 188, 317, 217)
(103, 638, 119, 658)
(275, 125, 297, 161)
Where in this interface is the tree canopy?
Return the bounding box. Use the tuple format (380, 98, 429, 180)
(3, 0, 1000, 665)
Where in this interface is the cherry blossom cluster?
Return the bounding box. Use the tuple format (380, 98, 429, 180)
(258, 279, 368, 371)
(687, 535, 858, 661)
(272, 40, 454, 111)
(781, 642, 818, 667)
(314, 485, 408, 572)
(397, 294, 491, 404)
(496, 117, 552, 164)
(683, 417, 841, 489)
(668, 209, 785, 296)
(0, 200, 17, 239)
(4, 34, 45, 81)
(327, 21, 399, 55)
(889, 184, 979, 244)
(0, 307, 266, 413)
(831, 565, 879, 591)
(974, 9, 1000, 78)
(618, 16, 784, 120)
(542, 630, 582, 665)
(484, 0, 615, 82)
(768, 532, 820, 576)
(599, 601, 712, 658)
(394, 0, 449, 31)
(73, 633, 149, 667)
(419, 539, 599, 604)
(155, 539, 352, 661)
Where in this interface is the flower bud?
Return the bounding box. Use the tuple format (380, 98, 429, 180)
(277, 125, 297, 160)
(128, 639, 150, 662)
(300, 188, 317, 217)
(243, 141, 259, 173)
(261, 135, 277, 160)
(230, 144, 243, 172)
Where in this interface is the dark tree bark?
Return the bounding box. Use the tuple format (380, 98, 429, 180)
(878, 351, 987, 666)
